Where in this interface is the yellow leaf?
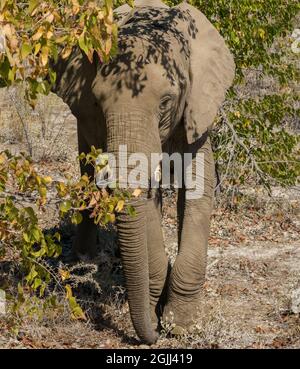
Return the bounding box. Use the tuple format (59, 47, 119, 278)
(32, 27, 44, 42)
(28, 0, 39, 15)
(58, 186, 67, 197)
(258, 28, 265, 39)
(71, 304, 87, 321)
(21, 43, 31, 60)
(109, 213, 116, 223)
(59, 269, 70, 281)
(65, 284, 73, 299)
(45, 13, 54, 24)
(97, 11, 104, 20)
(71, 0, 80, 14)
(61, 46, 72, 59)
(115, 200, 125, 212)
(0, 153, 6, 164)
(105, 38, 112, 55)
(132, 188, 142, 198)
(40, 46, 49, 67)
(2, 24, 12, 39)
(55, 35, 68, 44)
(34, 42, 41, 55)
(46, 30, 54, 40)
(43, 176, 52, 185)
(81, 175, 89, 183)
(35, 176, 42, 185)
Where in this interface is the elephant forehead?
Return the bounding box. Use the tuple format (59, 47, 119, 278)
(119, 20, 190, 61)
(95, 36, 188, 98)
(119, 6, 191, 55)
(94, 62, 180, 108)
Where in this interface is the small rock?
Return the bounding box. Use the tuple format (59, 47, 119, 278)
(291, 288, 300, 314)
(171, 325, 187, 336)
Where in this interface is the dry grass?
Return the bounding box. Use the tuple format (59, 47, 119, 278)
(0, 86, 77, 161)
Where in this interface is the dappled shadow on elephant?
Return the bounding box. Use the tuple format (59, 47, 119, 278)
(101, 7, 195, 99)
(52, 7, 195, 110)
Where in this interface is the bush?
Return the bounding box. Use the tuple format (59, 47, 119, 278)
(0, 148, 132, 322)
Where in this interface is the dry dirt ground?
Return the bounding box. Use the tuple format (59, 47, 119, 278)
(0, 156, 299, 348)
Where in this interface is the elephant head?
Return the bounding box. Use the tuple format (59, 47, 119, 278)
(53, 0, 235, 344)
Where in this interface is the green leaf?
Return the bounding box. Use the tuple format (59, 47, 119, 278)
(32, 227, 41, 242)
(28, 0, 39, 14)
(48, 69, 56, 84)
(78, 31, 89, 56)
(21, 43, 32, 60)
(26, 266, 38, 284)
(60, 200, 71, 213)
(127, 205, 136, 217)
(23, 232, 30, 243)
(33, 278, 42, 290)
(71, 211, 83, 225)
(24, 207, 36, 221)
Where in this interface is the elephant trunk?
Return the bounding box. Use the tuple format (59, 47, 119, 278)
(106, 111, 161, 344)
(117, 200, 158, 344)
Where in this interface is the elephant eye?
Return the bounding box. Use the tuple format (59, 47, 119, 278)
(159, 96, 173, 112)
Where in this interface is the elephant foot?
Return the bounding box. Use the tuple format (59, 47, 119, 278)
(162, 294, 202, 335)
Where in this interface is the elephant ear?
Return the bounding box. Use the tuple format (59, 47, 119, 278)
(176, 2, 235, 144)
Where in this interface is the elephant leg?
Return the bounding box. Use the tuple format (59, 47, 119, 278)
(73, 210, 98, 259)
(163, 136, 215, 332)
(146, 194, 170, 330)
(72, 123, 99, 260)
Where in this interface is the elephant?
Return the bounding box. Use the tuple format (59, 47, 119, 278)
(51, 0, 235, 344)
